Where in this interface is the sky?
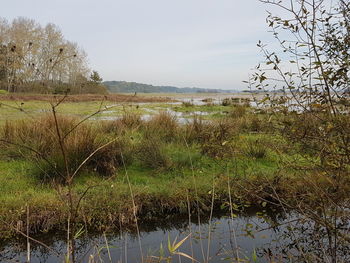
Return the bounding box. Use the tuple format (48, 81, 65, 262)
(2, 0, 277, 90)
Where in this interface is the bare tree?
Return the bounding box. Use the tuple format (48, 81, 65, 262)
(0, 17, 91, 93)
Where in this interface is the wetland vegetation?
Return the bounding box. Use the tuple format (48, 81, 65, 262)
(0, 0, 349, 262)
(0, 93, 349, 262)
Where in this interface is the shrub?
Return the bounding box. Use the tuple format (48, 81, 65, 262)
(198, 119, 238, 158)
(282, 113, 350, 169)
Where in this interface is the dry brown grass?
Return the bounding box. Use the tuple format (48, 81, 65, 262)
(144, 111, 179, 141)
(0, 115, 130, 181)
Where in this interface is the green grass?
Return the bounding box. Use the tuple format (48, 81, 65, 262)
(0, 134, 286, 236)
(0, 100, 146, 123)
(0, 130, 302, 228)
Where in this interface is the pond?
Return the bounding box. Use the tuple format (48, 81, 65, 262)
(1, 209, 339, 263)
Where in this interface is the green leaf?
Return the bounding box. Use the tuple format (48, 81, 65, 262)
(252, 248, 257, 262)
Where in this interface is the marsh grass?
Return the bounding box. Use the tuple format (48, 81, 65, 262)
(229, 104, 247, 118)
(119, 111, 143, 129)
(1, 115, 133, 182)
(182, 101, 194, 107)
(144, 111, 179, 142)
(136, 137, 172, 170)
(243, 138, 268, 159)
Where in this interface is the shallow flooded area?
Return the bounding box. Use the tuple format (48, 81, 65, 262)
(2, 208, 348, 263)
(0, 210, 295, 263)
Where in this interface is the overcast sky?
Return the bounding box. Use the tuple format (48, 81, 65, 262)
(2, 0, 276, 90)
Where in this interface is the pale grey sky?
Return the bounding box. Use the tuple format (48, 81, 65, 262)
(2, 0, 276, 90)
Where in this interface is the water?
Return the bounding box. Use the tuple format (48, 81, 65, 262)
(1, 208, 349, 262)
(91, 108, 212, 124)
(0, 211, 295, 263)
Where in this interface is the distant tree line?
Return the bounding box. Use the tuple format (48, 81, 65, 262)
(104, 81, 237, 93)
(0, 17, 106, 94)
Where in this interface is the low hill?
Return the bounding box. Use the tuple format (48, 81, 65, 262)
(104, 81, 237, 93)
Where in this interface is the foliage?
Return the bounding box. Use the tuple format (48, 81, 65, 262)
(247, 1, 350, 261)
(90, 70, 103, 83)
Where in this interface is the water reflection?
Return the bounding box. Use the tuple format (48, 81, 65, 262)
(2, 208, 349, 262)
(0, 211, 290, 263)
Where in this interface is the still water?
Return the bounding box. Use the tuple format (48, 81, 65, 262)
(1, 211, 297, 263)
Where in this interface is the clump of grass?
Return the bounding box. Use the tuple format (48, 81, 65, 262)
(144, 111, 179, 142)
(205, 101, 214, 107)
(243, 139, 267, 159)
(222, 98, 233, 106)
(87, 136, 134, 175)
(248, 115, 262, 132)
(119, 112, 143, 129)
(182, 101, 194, 107)
(183, 117, 238, 157)
(136, 137, 172, 170)
(182, 116, 207, 143)
(230, 104, 247, 118)
(99, 120, 126, 135)
(227, 107, 273, 134)
(1, 115, 74, 158)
